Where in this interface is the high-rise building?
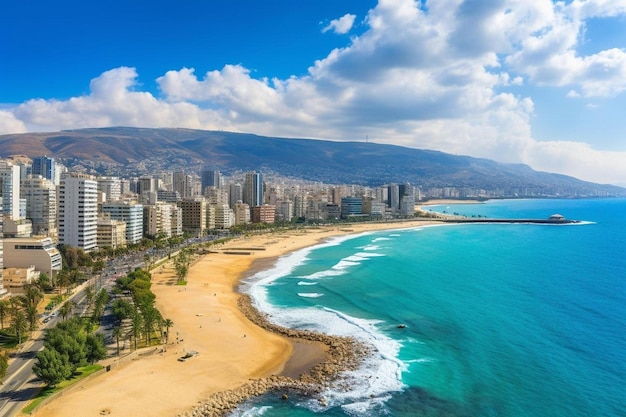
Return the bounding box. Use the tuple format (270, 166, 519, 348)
(387, 183, 400, 211)
(243, 172, 263, 207)
(0, 159, 22, 220)
(58, 173, 98, 251)
(31, 156, 55, 181)
(101, 201, 144, 245)
(214, 204, 234, 229)
(137, 176, 157, 196)
(201, 169, 221, 191)
(251, 205, 275, 224)
(178, 198, 206, 236)
(173, 172, 194, 198)
(21, 175, 58, 239)
(229, 183, 242, 209)
(234, 201, 250, 225)
(98, 177, 122, 202)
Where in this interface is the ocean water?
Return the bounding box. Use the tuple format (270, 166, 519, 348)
(234, 199, 626, 417)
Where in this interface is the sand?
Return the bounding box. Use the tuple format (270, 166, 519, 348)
(32, 219, 441, 417)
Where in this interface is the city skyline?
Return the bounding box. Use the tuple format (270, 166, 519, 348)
(2, 1, 626, 185)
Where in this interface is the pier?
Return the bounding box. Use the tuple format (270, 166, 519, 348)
(443, 218, 581, 225)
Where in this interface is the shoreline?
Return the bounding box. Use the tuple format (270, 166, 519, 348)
(32, 219, 442, 417)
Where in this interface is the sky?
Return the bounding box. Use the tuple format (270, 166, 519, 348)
(2, 0, 626, 186)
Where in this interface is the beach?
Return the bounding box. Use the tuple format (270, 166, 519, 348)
(32, 219, 441, 417)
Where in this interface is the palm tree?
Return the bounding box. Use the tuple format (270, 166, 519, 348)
(130, 312, 143, 351)
(59, 301, 73, 320)
(11, 311, 28, 345)
(162, 318, 174, 344)
(112, 326, 123, 355)
(0, 300, 9, 330)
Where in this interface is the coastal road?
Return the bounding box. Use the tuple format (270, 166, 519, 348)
(0, 327, 49, 417)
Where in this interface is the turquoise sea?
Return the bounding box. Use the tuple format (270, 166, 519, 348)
(235, 199, 626, 417)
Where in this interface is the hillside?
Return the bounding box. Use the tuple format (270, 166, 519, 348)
(0, 127, 623, 197)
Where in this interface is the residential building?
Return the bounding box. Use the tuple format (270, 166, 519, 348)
(276, 200, 294, 222)
(3, 266, 39, 295)
(178, 198, 206, 236)
(101, 201, 144, 245)
(97, 176, 122, 202)
(214, 204, 234, 229)
(2, 218, 32, 238)
(22, 175, 58, 239)
(252, 204, 275, 224)
(58, 173, 98, 251)
(0, 159, 22, 220)
(234, 201, 250, 225)
(97, 216, 127, 249)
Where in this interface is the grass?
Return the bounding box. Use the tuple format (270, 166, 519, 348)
(22, 364, 104, 414)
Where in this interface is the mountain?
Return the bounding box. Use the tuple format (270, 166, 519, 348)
(0, 126, 623, 197)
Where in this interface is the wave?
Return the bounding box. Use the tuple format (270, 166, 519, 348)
(231, 405, 274, 417)
(248, 281, 407, 414)
(298, 292, 324, 298)
(297, 281, 318, 286)
(372, 237, 391, 242)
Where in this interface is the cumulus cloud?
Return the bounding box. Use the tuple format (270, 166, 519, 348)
(2, 0, 626, 185)
(322, 13, 356, 34)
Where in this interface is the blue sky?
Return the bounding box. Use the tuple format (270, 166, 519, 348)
(2, 0, 626, 185)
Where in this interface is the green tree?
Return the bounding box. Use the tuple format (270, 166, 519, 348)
(130, 312, 143, 351)
(162, 318, 174, 344)
(0, 350, 9, 384)
(36, 272, 53, 292)
(173, 249, 191, 284)
(32, 348, 72, 387)
(0, 300, 9, 330)
(11, 310, 29, 345)
(111, 299, 134, 322)
(112, 326, 123, 355)
(59, 301, 74, 320)
(46, 324, 87, 369)
(141, 305, 162, 345)
(85, 333, 107, 364)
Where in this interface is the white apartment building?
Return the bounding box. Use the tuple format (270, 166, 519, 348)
(101, 201, 144, 245)
(234, 201, 250, 225)
(97, 216, 127, 249)
(21, 174, 57, 239)
(0, 159, 22, 220)
(97, 176, 122, 202)
(214, 204, 234, 229)
(58, 173, 98, 251)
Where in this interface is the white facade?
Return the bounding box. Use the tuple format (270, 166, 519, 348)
(214, 204, 234, 229)
(3, 236, 63, 276)
(58, 173, 98, 251)
(21, 174, 57, 239)
(234, 201, 250, 225)
(0, 159, 22, 220)
(101, 202, 144, 245)
(97, 176, 122, 202)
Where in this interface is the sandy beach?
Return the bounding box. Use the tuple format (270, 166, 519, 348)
(32, 219, 441, 417)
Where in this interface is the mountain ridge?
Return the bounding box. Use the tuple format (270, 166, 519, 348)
(1, 126, 623, 197)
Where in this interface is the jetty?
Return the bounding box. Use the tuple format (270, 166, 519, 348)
(443, 213, 581, 225)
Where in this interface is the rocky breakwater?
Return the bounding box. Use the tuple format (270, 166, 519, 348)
(179, 294, 373, 417)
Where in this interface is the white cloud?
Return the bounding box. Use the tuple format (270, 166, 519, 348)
(2, 1, 626, 185)
(322, 13, 356, 34)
